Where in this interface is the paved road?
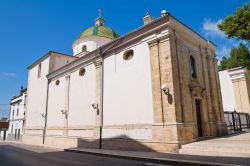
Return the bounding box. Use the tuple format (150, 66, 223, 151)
(0, 143, 171, 166)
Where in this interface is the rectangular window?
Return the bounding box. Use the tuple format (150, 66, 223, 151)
(12, 110, 15, 119)
(11, 125, 13, 134)
(16, 108, 19, 117)
(38, 63, 42, 78)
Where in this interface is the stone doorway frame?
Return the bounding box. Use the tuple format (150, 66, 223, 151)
(194, 99, 203, 137)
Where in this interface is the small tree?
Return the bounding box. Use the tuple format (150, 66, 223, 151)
(219, 44, 250, 70)
(219, 56, 229, 71)
(218, 3, 250, 70)
(218, 3, 250, 43)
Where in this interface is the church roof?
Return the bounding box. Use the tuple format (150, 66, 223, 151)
(78, 25, 119, 40)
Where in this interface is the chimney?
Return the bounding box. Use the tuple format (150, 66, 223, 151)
(143, 12, 154, 25)
(20, 86, 24, 96)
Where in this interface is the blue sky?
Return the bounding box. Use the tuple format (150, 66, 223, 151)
(0, 0, 247, 117)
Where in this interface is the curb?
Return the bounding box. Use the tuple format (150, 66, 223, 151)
(64, 148, 237, 166)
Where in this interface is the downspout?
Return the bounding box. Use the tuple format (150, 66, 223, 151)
(43, 79, 50, 144)
(97, 39, 122, 149)
(99, 49, 104, 149)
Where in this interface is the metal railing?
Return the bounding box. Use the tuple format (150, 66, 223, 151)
(224, 111, 250, 133)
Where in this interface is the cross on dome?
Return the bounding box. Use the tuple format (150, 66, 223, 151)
(95, 9, 105, 26)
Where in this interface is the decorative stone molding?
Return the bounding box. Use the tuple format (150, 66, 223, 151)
(93, 60, 102, 69)
(143, 12, 155, 25)
(228, 67, 246, 80)
(189, 82, 206, 97)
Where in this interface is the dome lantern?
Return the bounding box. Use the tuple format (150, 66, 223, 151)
(95, 9, 105, 26)
(72, 13, 119, 56)
(95, 16, 105, 26)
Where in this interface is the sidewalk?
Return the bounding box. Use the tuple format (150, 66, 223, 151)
(179, 131, 250, 158)
(65, 147, 249, 166)
(65, 132, 250, 165)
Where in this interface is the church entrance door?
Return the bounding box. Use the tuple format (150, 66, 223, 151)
(195, 99, 203, 137)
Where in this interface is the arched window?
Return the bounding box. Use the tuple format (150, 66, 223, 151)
(189, 56, 197, 78)
(123, 49, 134, 61)
(82, 45, 87, 52)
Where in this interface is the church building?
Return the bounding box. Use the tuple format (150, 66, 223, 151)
(23, 11, 227, 152)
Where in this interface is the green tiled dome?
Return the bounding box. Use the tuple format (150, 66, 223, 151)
(78, 25, 119, 40)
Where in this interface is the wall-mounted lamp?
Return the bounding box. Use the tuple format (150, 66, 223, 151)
(161, 84, 170, 95)
(61, 109, 67, 115)
(91, 103, 99, 115)
(91, 103, 98, 110)
(41, 113, 46, 118)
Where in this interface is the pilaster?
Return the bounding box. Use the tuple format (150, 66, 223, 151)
(93, 60, 102, 140)
(229, 68, 250, 114)
(63, 75, 70, 136)
(147, 35, 179, 148)
(200, 47, 213, 136)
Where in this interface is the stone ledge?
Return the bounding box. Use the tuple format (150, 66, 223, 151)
(65, 148, 234, 166)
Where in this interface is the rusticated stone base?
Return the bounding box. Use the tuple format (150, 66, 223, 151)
(22, 133, 179, 152)
(217, 121, 228, 136)
(101, 139, 179, 152)
(78, 138, 179, 152)
(22, 134, 43, 146)
(44, 136, 78, 149)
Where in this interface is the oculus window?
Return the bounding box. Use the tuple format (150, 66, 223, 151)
(123, 50, 134, 61)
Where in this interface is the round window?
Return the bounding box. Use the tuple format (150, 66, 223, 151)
(55, 80, 60, 85)
(82, 45, 87, 52)
(123, 50, 134, 60)
(79, 68, 86, 76)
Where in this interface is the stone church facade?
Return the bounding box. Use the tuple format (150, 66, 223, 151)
(23, 11, 227, 152)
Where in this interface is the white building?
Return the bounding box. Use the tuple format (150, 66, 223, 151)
(7, 87, 27, 141)
(0, 118, 9, 140)
(23, 12, 226, 152)
(219, 67, 250, 114)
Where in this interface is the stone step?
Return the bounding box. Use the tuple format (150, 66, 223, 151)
(179, 148, 250, 158)
(179, 146, 250, 154)
(181, 144, 250, 153)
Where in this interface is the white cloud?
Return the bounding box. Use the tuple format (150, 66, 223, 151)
(1, 72, 17, 77)
(217, 45, 231, 58)
(203, 19, 226, 38)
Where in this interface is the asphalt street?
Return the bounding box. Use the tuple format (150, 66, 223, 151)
(0, 143, 172, 166)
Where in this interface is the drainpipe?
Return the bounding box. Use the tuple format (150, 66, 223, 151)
(99, 49, 104, 149)
(43, 80, 50, 144)
(97, 39, 122, 149)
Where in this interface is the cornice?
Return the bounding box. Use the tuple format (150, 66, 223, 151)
(168, 16, 216, 50)
(47, 15, 170, 80)
(27, 51, 74, 70)
(46, 13, 217, 80)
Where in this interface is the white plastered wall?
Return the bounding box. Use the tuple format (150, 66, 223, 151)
(72, 36, 111, 56)
(103, 41, 153, 125)
(51, 55, 77, 72)
(26, 57, 50, 128)
(68, 64, 96, 127)
(219, 70, 236, 111)
(47, 77, 66, 129)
